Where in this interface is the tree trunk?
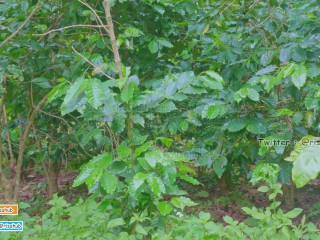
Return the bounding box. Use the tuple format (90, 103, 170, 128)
(217, 170, 232, 196)
(282, 183, 296, 209)
(43, 159, 60, 198)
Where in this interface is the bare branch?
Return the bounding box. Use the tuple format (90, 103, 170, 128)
(0, 1, 41, 48)
(78, 0, 109, 34)
(33, 24, 107, 36)
(71, 46, 115, 80)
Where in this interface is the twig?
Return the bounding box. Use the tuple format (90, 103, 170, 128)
(71, 46, 115, 80)
(79, 0, 109, 34)
(33, 24, 107, 36)
(0, 1, 41, 48)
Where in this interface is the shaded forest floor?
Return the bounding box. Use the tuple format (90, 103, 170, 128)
(17, 171, 320, 227)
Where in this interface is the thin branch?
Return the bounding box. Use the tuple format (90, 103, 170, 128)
(33, 24, 107, 36)
(79, 0, 109, 34)
(71, 46, 115, 80)
(40, 110, 93, 158)
(104, 0, 123, 78)
(0, 1, 41, 48)
(3, 105, 15, 167)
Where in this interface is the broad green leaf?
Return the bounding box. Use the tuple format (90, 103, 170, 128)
(257, 186, 269, 193)
(157, 202, 173, 216)
(107, 218, 125, 230)
(135, 224, 148, 235)
(285, 136, 320, 187)
(158, 137, 173, 147)
(247, 88, 260, 101)
(129, 172, 147, 199)
(134, 141, 153, 157)
(155, 101, 176, 113)
(222, 119, 248, 132)
(177, 173, 201, 185)
(72, 168, 93, 187)
(32, 77, 52, 89)
(199, 212, 211, 222)
(148, 40, 159, 53)
(285, 208, 303, 219)
(247, 118, 267, 134)
(292, 65, 307, 89)
(46, 82, 67, 104)
(117, 145, 131, 159)
(292, 47, 307, 62)
(260, 51, 274, 66)
(205, 71, 224, 83)
(61, 78, 87, 115)
(100, 172, 118, 194)
(146, 175, 165, 196)
(121, 82, 135, 103)
(256, 65, 276, 75)
(85, 78, 103, 109)
(202, 105, 221, 119)
(72, 152, 113, 187)
(132, 114, 145, 127)
(308, 66, 320, 78)
(157, 39, 173, 48)
(199, 76, 223, 90)
(171, 196, 197, 210)
(144, 149, 165, 168)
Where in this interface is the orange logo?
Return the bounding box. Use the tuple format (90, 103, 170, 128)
(0, 205, 18, 215)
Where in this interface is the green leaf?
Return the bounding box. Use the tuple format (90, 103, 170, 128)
(247, 118, 267, 134)
(46, 82, 67, 104)
(292, 47, 307, 62)
(61, 78, 87, 115)
(292, 65, 307, 89)
(85, 78, 103, 109)
(158, 137, 173, 147)
(155, 101, 176, 113)
(205, 71, 224, 83)
(308, 66, 320, 78)
(157, 202, 173, 216)
(32, 77, 52, 88)
(121, 82, 135, 103)
(146, 175, 165, 197)
(135, 224, 148, 235)
(148, 40, 159, 53)
(117, 145, 131, 159)
(134, 141, 153, 157)
(256, 65, 276, 75)
(157, 39, 173, 48)
(199, 212, 211, 222)
(257, 186, 269, 193)
(132, 114, 145, 127)
(199, 76, 223, 90)
(107, 218, 125, 230)
(260, 51, 274, 66)
(177, 173, 201, 185)
(202, 105, 221, 119)
(285, 136, 320, 187)
(72, 152, 113, 187)
(171, 197, 197, 210)
(129, 172, 147, 199)
(144, 149, 165, 168)
(222, 119, 248, 132)
(247, 88, 260, 101)
(100, 172, 118, 194)
(285, 208, 303, 219)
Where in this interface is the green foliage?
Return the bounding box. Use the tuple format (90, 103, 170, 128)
(286, 136, 320, 187)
